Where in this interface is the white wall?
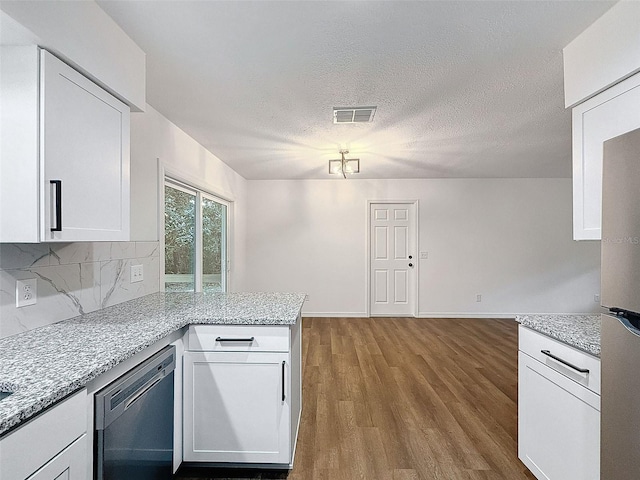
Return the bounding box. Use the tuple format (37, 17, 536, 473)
(244, 178, 602, 317)
(129, 104, 248, 291)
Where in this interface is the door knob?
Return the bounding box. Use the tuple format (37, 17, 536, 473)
(408, 255, 413, 259)
(408, 263, 413, 267)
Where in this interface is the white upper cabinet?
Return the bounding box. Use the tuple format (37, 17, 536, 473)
(572, 73, 640, 240)
(564, 1, 640, 240)
(563, 1, 640, 108)
(41, 49, 130, 242)
(0, 46, 130, 242)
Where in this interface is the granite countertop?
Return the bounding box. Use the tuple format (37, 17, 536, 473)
(0, 291, 305, 437)
(516, 314, 601, 357)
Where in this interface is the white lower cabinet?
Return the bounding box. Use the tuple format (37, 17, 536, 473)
(518, 327, 600, 480)
(0, 389, 87, 480)
(26, 434, 87, 480)
(184, 351, 291, 464)
(183, 323, 302, 467)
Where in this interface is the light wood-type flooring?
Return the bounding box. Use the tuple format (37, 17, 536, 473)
(176, 317, 536, 480)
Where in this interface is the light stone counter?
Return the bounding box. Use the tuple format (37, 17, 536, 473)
(0, 292, 305, 436)
(516, 314, 601, 357)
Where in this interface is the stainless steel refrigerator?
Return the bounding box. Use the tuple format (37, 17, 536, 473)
(601, 126, 640, 480)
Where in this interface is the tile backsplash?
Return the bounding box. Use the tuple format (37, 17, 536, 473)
(0, 242, 160, 338)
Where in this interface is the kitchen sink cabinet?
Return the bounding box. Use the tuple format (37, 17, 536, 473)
(571, 71, 640, 240)
(183, 322, 302, 467)
(0, 46, 130, 243)
(518, 327, 600, 480)
(0, 389, 87, 480)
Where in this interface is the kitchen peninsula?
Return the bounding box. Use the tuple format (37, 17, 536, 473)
(0, 292, 305, 479)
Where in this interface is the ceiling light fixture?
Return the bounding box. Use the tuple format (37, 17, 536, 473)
(329, 150, 360, 179)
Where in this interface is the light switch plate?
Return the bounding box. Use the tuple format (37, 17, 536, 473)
(420, 252, 428, 259)
(16, 278, 37, 307)
(131, 264, 144, 283)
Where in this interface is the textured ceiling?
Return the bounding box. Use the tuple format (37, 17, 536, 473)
(97, 0, 614, 180)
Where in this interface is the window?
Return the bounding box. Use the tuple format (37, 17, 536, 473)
(164, 178, 228, 292)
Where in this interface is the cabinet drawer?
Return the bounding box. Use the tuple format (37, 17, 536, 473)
(518, 351, 600, 480)
(188, 325, 290, 352)
(519, 326, 601, 395)
(0, 389, 87, 480)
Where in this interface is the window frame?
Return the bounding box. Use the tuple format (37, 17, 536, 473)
(160, 166, 232, 293)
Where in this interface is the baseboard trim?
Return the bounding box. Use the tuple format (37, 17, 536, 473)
(302, 312, 368, 318)
(301, 312, 517, 319)
(418, 312, 516, 319)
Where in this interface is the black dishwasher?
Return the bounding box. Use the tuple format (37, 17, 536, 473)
(95, 345, 176, 480)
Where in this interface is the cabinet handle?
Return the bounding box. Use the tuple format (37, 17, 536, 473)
(215, 336, 255, 342)
(540, 349, 589, 373)
(50, 180, 62, 231)
(282, 361, 286, 402)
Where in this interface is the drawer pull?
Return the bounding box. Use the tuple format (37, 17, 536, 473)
(541, 349, 589, 373)
(215, 336, 255, 342)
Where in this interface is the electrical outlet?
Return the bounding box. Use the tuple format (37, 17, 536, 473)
(16, 279, 37, 307)
(594, 294, 600, 303)
(131, 264, 144, 283)
(476, 294, 482, 303)
(420, 252, 428, 259)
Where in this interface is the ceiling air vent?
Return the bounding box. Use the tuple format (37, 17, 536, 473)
(333, 106, 377, 124)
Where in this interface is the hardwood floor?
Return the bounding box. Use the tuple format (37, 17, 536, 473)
(175, 317, 536, 480)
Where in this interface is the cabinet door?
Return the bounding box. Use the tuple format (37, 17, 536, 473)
(40, 50, 130, 242)
(183, 351, 291, 464)
(26, 434, 87, 480)
(518, 352, 600, 480)
(572, 72, 640, 240)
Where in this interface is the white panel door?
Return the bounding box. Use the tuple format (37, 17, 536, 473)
(369, 202, 416, 316)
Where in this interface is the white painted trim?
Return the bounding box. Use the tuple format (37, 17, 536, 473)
(162, 164, 235, 202)
(302, 312, 369, 318)
(418, 312, 517, 319)
(366, 200, 419, 318)
(302, 312, 518, 319)
(195, 188, 203, 292)
(365, 203, 370, 317)
(158, 159, 166, 292)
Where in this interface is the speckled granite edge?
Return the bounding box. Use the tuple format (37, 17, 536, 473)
(516, 314, 601, 357)
(0, 292, 305, 436)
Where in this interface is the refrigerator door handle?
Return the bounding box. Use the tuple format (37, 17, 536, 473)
(540, 349, 589, 373)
